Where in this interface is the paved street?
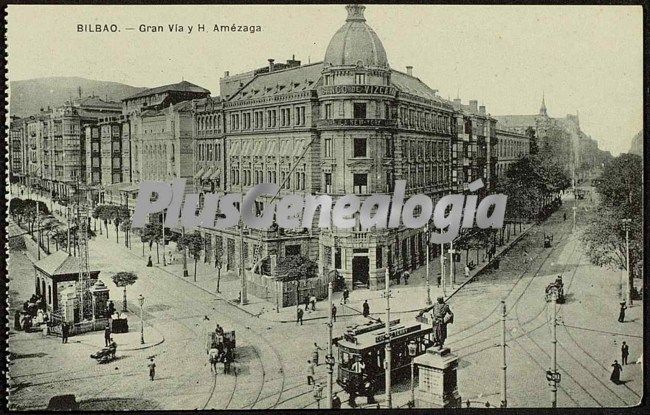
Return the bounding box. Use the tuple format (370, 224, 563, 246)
(8, 191, 643, 409)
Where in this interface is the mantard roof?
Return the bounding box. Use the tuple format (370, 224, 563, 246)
(124, 80, 210, 101)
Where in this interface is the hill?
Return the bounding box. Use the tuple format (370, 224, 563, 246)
(9, 77, 146, 116)
(628, 130, 643, 156)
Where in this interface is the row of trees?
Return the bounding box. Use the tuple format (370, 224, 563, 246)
(581, 153, 642, 301)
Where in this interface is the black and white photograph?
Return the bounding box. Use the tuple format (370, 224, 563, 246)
(4, 3, 644, 411)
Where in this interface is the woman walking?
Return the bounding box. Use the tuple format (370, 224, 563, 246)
(610, 360, 623, 384)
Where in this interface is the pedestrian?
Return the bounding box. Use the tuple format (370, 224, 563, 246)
(610, 360, 622, 384)
(296, 307, 304, 325)
(312, 342, 323, 366)
(148, 357, 156, 381)
(306, 360, 315, 385)
(621, 342, 629, 365)
(563, 212, 567, 221)
(215, 324, 224, 336)
(14, 310, 21, 331)
(61, 322, 69, 344)
(109, 338, 117, 359)
(104, 324, 111, 347)
(310, 295, 317, 311)
(223, 347, 232, 374)
(362, 300, 370, 318)
(107, 300, 115, 317)
(464, 264, 470, 279)
(209, 345, 219, 373)
(618, 302, 627, 323)
(341, 287, 349, 305)
(304, 296, 310, 311)
(147, 255, 153, 267)
(331, 304, 337, 322)
(403, 270, 410, 285)
(332, 393, 341, 409)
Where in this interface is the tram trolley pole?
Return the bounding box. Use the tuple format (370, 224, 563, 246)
(326, 282, 334, 409)
(385, 267, 392, 408)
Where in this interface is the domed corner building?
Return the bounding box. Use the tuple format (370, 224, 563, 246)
(201, 4, 458, 295)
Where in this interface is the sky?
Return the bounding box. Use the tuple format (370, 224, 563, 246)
(7, 5, 643, 155)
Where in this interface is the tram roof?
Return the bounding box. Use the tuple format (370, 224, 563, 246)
(336, 319, 430, 350)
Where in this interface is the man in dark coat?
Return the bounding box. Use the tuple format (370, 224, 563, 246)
(61, 323, 69, 344)
(621, 342, 629, 365)
(104, 325, 111, 347)
(362, 300, 370, 318)
(331, 304, 337, 322)
(296, 307, 304, 325)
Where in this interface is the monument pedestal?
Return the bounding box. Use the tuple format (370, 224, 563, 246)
(413, 347, 462, 408)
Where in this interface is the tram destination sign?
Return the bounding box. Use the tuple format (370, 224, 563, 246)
(319, 84, 397, 96)
(374, 324, 420, 343)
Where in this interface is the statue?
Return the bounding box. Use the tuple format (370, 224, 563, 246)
(430, 297, 453, 349)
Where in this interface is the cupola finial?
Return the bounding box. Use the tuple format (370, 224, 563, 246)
(346, 4, 366, 22)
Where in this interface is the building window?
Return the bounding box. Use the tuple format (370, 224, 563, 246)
(354, 73, 366, 85)
(353, 138, 367, 157)
(324, 172, 332, 193)
(353, 174, 368, 194)
(295, 106, 306, 126)
(324, 104, 332, 119)
(324, 138, 333, 157)
(324, 75, 332, 86)
(286, 245, 301, 256)
(353, 103, 366, 119)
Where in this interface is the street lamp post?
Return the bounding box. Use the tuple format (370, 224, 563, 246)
(326, 282, 335, 408)
(622, 218, 632, 306)
(425, 224, 431, 305)
(384, 267, 392, 409)
(138, 294, 145, 345)
(548, 288, 559, 407)
(572, 206, 577, 232)
(408, 340, 418, 407)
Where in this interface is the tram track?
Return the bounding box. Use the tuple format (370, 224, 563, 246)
(449, 216, 573, 346)
(456, 226, 581, 356)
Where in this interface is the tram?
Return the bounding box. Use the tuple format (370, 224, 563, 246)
(333, 318, 433, 403)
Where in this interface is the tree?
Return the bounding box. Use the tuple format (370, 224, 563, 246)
(581, 154, 642, 302)
(94, 205, 113, 238)
(526, 127, 538, 155)
(112, 271, 138, 312)
(276, 255, 318, 282)
(141, 222, 162, 262)
(178, 231, 204, 281)
(112, 205, 130, 244)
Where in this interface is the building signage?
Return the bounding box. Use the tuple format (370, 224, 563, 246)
(320, 85, 396, 96)
(319, 118, 396, 127)
(374, 325, 418, 343)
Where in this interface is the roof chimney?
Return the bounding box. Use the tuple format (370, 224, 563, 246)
(479, 105, 486, 115)
(453, 98, 461, 110)
(223, 70, 230, 77)
(469, 100, 478, 112)
(268, 58, 275, 72)
(406, 66, 413, 76)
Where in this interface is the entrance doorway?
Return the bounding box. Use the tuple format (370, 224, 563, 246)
(352, 256, 369, 289)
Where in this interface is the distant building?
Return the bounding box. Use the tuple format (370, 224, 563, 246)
(451, 99, 497, 195)
(494, 127, 530, 178)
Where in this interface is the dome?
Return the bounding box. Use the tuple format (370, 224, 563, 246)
(323, 5, 389, 69)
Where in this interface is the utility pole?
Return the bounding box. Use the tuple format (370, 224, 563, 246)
(36, 201, 41, 260)
(501, 300, 507, 408)
(326, 282, 334, 409)
(622, 218, 632, 306)
(440, 243, 446, 296)
(551, 290, 558, 408)
(239, 180, 248, 305)
(384, 267, 392, 408)
(449, 241, 455, 288)
(162, 210, 166, 266)
(425, 224, 431, 305)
